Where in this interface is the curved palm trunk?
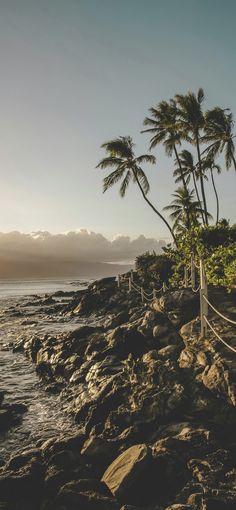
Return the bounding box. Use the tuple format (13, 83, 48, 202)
(192, 170, 205, 224)
(173, 145, 188, 192)
(132, 170, 177, 246)
(210, 168, 220, 224)
(196, 133, 208, 225)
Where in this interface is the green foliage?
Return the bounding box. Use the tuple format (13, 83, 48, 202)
(135, 251, 174, 285)
(162, 223, 236, 290)
(205, 244, 236, 288)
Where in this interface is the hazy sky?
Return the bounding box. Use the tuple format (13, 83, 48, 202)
(0, 0, 236, 242)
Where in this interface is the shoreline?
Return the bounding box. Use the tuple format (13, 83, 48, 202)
(0, 276, 236, 509)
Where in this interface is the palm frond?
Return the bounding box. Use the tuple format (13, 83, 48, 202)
(103, 168, 125, 193)
(119, 170, 132, 197)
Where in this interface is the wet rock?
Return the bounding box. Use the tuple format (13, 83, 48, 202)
(41, 432, 85, 462)
(0, 392, 4, 407)
(0, 403, 27, 432)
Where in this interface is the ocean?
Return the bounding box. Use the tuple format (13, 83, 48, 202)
(0, 278, 91, 297)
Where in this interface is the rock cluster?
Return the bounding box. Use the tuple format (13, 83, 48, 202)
(0, 391, 27, 433)
(0, 277, 236, 509)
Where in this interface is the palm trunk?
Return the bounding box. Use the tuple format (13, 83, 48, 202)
(173, 145, 188, 192)
(192, 170, 205, 224)
(196, 133, 208, 225)
(132, 170, 177, 246)
(210, 168, 219, 223)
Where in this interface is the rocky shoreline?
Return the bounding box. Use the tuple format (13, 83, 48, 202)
(0, 276, 236, 510)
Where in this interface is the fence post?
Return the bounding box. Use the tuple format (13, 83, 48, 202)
(117, 274, 120, 289)
(163, 282, 167, 293)
(191, 253, 196, 289)
(200, 258, 208, 338)
(141, 287, 144, 303)
(130, 269, 134, 282)
(184, 266, 188, 288)
(128, 277, 132, 293)
(153, 288, 157, 300)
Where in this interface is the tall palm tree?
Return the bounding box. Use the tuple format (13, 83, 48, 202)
(163, 186, 208, 233)
(173, 149, 204, 222)
(202, 156, 221, 224)
(142, 99, 188, 192)
(203, 107, 236, 171)
(96, 136, 176, 243)
(175, 88, 209, 225)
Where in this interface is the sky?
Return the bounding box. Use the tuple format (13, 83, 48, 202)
(0, 0, 236, 246)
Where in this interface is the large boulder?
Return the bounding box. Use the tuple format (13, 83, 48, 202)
(101, 444, 152, 504)
(155, 290, 199, 327)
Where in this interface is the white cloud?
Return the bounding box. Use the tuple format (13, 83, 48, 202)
(0, 229, 165, 264)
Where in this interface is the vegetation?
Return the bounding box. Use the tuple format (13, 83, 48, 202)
(135, 252, 174, 286)
(96, 88, 236, 290)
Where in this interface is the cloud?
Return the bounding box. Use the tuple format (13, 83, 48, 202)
(0, 230, 166, 278)
(0, 230, 165, 262)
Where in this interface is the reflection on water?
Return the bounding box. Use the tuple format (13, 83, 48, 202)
(0, 277, 90, 297)
(0, 282, 87, 460)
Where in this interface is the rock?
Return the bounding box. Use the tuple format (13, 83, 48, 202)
(164, 506, 191, 510)
(202, 361, 236, 405)
(7, 448, 41, 471)
(81, 436, 118, 465)
(41, 432, 85, 462)
(101, 444, 152, 504)
(0, 392, 5, 407)
(56, 479, 119, 510)
(156, 290, 199, 327)
(106, 325, 147, 359)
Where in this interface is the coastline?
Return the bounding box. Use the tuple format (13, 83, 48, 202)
(0, 276, 236, 509)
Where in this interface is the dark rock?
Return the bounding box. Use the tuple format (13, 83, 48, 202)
(56, 478, 119, 510)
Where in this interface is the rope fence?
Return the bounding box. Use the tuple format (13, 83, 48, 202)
(204, 315, 236, 354)
(118, 254, 236, 355)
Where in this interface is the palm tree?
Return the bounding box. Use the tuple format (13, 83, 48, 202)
(173, 149, 204, 222)
(96, 136, 176, 243)
(163, 186, 208, 233)
(202, 156, 221, 224)
(142, 99, 188, 191)
(175, 88, 209, 225)
(203, 107, 236, 171)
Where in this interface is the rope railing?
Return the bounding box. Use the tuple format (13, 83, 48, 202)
(202, 295, 236, 326)
(204, 315, 236, 354)
(118, 273, 166, 304)
(118, 259, 236, 355)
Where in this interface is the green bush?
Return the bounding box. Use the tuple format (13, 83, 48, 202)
(135, 252, 174, 285)
(137, 224, 236, 291)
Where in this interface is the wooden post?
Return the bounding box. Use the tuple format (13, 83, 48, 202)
(191, 253, 196, 289)
(128, 277, 132, 293)
(117, 274, 120, 289)
(141, 287, 144, 303)
(153, 288, 157, 300)
(130, 269, 134, 282)
(184, 266, 188, 288)
(163, 282, 167, 293)
(200, 258, 208, 338)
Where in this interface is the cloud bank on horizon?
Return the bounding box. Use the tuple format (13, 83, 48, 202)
(0, 230, 166, 278)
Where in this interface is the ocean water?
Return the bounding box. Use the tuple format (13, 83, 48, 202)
(0, 278, 91, 297)
(0, 277, 92, 460)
